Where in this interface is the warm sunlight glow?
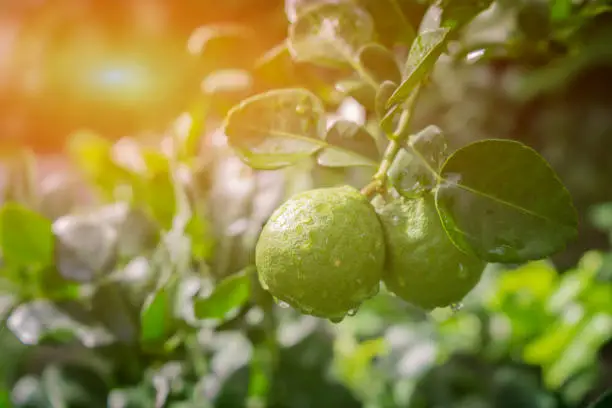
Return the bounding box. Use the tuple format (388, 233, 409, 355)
(84, 60, 154, 103)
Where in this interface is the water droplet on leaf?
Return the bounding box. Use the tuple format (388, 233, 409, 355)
(329, 316, 345, 324)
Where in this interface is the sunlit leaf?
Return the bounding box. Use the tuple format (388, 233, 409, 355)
(357, 43, 401, 85)
(7, 300, 114, 347)
(0, 204, 54, 268)
(435, 139, 578, 263)
(317, 120, 379, 168)
(2, 149, 38, 208)
(358, 0, 416, 45)
(202, 69, 252, 95)
(387, 28, 450, 107)
(288, 2, 375, 68)
(376, 80, 398, 128)
(546, 314, 612, 388)
(194, 267, 252, 320)
(335, 78, 377, 110)
(53, 214, 118, 283)
(223, 89, 327, 170)
(187, 25, 258, 72)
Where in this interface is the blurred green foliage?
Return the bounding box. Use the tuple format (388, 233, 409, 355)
(1, 0, 612, 407)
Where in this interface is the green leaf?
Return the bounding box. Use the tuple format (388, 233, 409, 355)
(0, 204, 54, 268)
(358, 0, 416, 46)
(440, 0, 494, 30)
(317, 120, 379, 168)
(550, 0, 572, 23)
(357, 43, 401, 85)
(435, 139, 578, 263)
(202, 69, 252, 95)
(387, 28, 450, 107)
(187, 25, 258, 72)
(194, 267, 252, 320)
(376, 81, 398, 127)
(223, 89, 327, 170)
(67, 131, 135, 198)
(288, 2, 375, 69)
(335, 78, 377, 110)
(140, 282, 176, 344)
(388, 126, 448, 198)
(0, 389, 10, 408)
(407, 125, 449, 172)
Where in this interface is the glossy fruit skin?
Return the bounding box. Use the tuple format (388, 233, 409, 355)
(374, 194, 486, 310)
(256, 185, 385, 319)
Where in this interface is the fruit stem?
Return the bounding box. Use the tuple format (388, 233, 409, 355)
(362, 86, 421, 198)
(360, 179, 381, 198)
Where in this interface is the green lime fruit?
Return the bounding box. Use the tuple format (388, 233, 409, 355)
(256, 185, 385, 320)
(374, 193, 486, 310)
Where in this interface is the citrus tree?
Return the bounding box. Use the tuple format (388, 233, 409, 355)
(2, 0, 612, 407)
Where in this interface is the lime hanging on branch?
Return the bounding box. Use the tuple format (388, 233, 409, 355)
(255, 186, 385, 321)
(374, 193, 486, 310)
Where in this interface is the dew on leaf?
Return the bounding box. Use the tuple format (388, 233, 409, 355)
(329, 315, 345, 324)
(277, 300, 290, 309)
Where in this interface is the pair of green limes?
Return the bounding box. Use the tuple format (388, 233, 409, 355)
(255, 185, 486, 320)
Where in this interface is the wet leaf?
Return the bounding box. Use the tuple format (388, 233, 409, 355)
(435, 139, 578, 263)
(194, 267, 252, 320)
(288, 2, 375, 68)
(223, 89, 327, 169)
(317, 120, 379, 168)
(388, 126, 449, 198)
(0, 203, 54, 269)
(387, 28, 450, 107)
(407, 125, 449, 172)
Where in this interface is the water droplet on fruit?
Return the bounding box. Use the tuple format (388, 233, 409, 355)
(329, 316, 345, 324)
(347, 307, 359, 317)
(277, 300, 290, 309)
(391, 215, 401, 226)
(450, 303, 463, 313)
(458, 263, 467, 279)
